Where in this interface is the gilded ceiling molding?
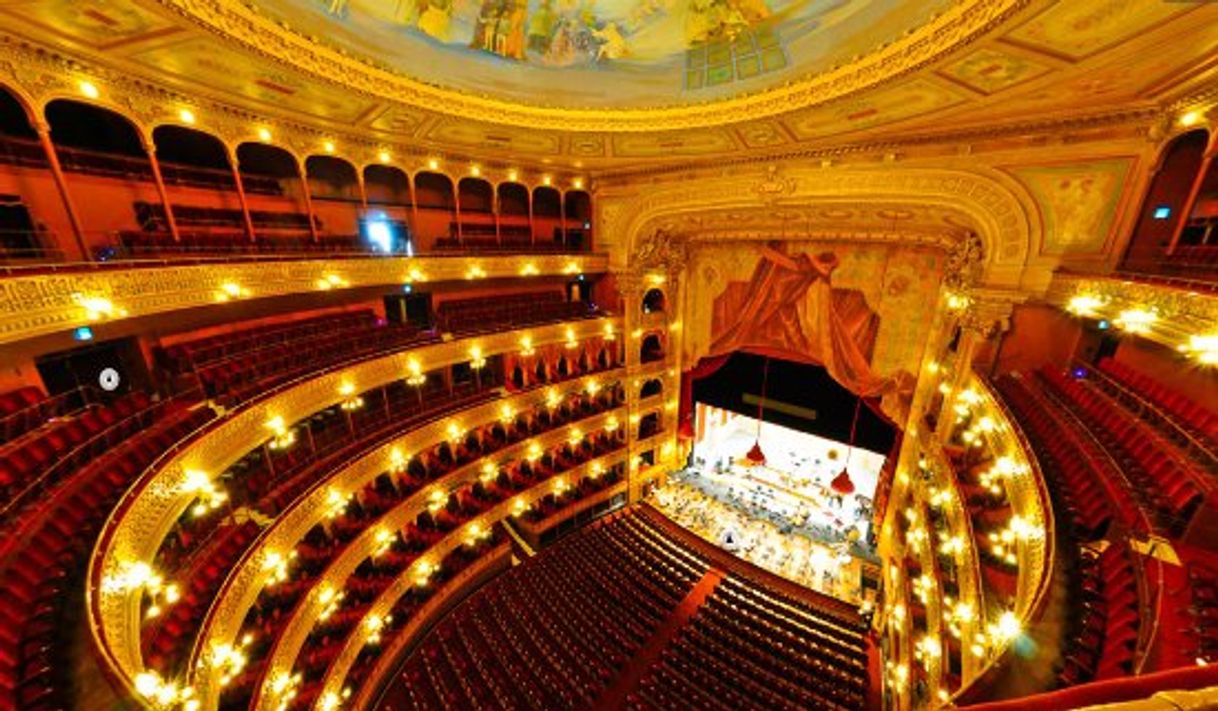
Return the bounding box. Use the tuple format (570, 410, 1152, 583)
(0, 35, 582, 180)
(0, 253, 606, 347)
(152, 0, 1032, 132)
(601, 165, 1041, 288)
(594, 108, 1162, 184)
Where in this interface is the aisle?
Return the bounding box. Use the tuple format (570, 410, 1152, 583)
(592, 567, 725, 710)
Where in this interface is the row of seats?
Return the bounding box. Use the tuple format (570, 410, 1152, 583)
(394, 507, 869, 711)
(1097, 358, 1218, 447)
(157, 311, 377, 373)
(145, 381, 623, 677)
(134, 201, 314, 232)
(0, 403, 214, 711)
(995, 374, 1138, 538)
(396, 508, 705, 710)
(1187, 563, 1218, 665)
(0, 386, 92, 444)
(1057, 544, 1141, 685)
(1038, 367, 1206, 536)
(0, 391, 157, 520)
(226, 435, 625, 710)
(190, 323, 430, 405)
(435, 292, 591, 334)
(112, 231, 365, 259)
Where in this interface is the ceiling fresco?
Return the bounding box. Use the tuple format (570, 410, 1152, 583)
(255, 0, 954, 108)
(0, 0, 1213, 169)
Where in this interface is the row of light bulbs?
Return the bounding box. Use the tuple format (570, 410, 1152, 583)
(73, 80, 586, 188)
(1068, 292, 1217, 365)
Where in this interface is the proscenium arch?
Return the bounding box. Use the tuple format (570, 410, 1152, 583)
(611, 166, 1042, 285)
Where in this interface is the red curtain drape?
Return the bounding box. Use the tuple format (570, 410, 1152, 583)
(708, 245, 910, 397)
(677, 353, 732, 438)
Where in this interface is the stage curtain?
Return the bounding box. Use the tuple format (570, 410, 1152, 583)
(709, 245, 910, 397)
(677, 353, 733, 438)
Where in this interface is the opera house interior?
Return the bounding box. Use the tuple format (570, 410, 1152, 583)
(2, 1, 1218, 710)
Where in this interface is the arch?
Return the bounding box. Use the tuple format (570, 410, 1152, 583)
(1121, 129, 1213, 265)
(510, 364, 526, 389)
(597, 348, 610, 369)
(533, 185, 561, 217)
(564, 189, 592, 223)
(457, 177, 493, 214)
(0, 84, 37, 138)
(45, 99, 145, 156)
(638, 412, 661, 439)
(497, 182, 529, 217)
(152, 124, 235, 190)
(612, 166, 1041, 283)
(364, 165, 411, 206)
(556, 357, 571, 378)
(641, 378, 663, 398)
(305, 155, 360, 201)
(236, 141, 299, 198)
(415, 171, 455, 210)
(642, 288, 666, 314)
(640, 333, 664, 364)
(534, 360, 548, 383)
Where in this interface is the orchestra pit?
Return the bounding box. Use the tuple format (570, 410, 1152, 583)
(2, 2, 1218, 710)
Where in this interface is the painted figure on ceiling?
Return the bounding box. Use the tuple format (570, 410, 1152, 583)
(527, 0, 559, 53)
(417, 0, 454, 40)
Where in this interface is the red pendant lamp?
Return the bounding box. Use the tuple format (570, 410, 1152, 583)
(831, 398, 862, 495)
(743, 357, 770, 467)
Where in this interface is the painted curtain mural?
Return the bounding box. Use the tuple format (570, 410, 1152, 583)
(684, 240, 942, 397)
(258, 0, 954, 107)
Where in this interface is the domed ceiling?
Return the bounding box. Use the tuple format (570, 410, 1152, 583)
(0, 0, 1214, 168)
(256, 0, 954, 109)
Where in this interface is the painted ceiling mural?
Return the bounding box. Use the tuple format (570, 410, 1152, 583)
(259, 0, 954, 108)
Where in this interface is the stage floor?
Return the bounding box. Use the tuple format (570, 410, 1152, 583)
(649, 468, 872, 604)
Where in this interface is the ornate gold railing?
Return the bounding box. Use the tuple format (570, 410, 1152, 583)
(0, 252, 607, 346)
(87, 317, 619, 706)
(233, 404, 625, 709)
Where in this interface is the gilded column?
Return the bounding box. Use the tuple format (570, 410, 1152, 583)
(143, 136, 181, 243)
(616, 270, 645, 502)
(298, 157, 321, 243)
(35, 120, 87, 260)
(225, 145, 257, 242)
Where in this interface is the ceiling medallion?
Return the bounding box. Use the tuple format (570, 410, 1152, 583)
(753, 165, 797, 204)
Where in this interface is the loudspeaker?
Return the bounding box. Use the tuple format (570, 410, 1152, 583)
(384, 292, 432, 328)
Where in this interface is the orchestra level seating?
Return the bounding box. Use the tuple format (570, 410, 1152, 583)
(391, 506, 871, 711)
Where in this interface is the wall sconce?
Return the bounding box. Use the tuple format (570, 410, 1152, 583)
(405, 358, 426, 386)
(469, 346, 487, 370)
(213, 281, 249, 303)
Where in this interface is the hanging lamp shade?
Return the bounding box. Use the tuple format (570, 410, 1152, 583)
(741, 356, 771, 468)
(830, 468, 856, 495)
(831, 398, 862, 495)
(744, 440, 767, 467)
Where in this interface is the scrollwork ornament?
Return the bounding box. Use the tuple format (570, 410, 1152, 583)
(944, 232, 985, 291)
(630, 229, 688, 278)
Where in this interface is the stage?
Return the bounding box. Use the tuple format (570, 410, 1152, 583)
(648, 403, 885, 604)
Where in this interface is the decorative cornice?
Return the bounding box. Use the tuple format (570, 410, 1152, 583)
(0, 253, 606, 347)
(600, 165, 1040, 287)
(152, 0, 1033, 132)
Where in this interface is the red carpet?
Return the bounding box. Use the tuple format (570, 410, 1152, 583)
(593, 567, 725, 710)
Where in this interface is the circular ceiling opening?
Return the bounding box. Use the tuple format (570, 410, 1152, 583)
(260, 0, 954, 109)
